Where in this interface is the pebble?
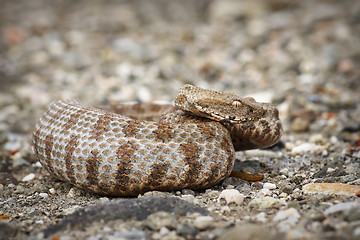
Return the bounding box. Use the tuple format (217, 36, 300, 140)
(257, 188, 272, 197)
(303, 183, 360, 196)
(291, 143, 318, 155)
(263, 183, 277, 190)
(324, 202, 360, 215)
(111, 231, 146, 240)
(248, 197, 281, 209)
(218, 189, 244, 205)
(193, 216, 214, 230)
(39, 193, 48, 198)
(218, 224, 277, 240)
(49, 188, 56, 195)
(145, 211, 177, 231)
(63, 205, 81, 215)
(176, 223, 198, 236)
(254, 212, 267, 222)
(21, 173, 35, 182)
(273, 208, 300, 224)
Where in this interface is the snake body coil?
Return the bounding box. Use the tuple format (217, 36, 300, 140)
(33, 85, 282, 196)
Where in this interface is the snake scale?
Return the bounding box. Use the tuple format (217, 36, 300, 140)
(33, 85, 282, 196)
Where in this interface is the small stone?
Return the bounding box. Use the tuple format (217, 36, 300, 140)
(354, 227, 360, 236)
(279, 168, 289, 176)
(218, 224, 277, 240)
(49, 188, 56, 195)
(324, 202, 360, 215)
(39, 193, 48, 198)
(145, 211, 177, 231)
(182, 189, 195, 195)
(273, 208, 300, 224)
(181, 194, 196, 203)
(218, 189, 244, 205)
(176, 223, 198, 236)
(310, 212, 326, 221)
(303, 183, 360, 196)
(99, 197, 109, 203)
(0, 173, 19, 185)
(263, 183, 276, 190)
(291, 143, 318, 155)
(249, 197, 281, 209)
(343, 207, 360, 221)
(22, 173, 35, 182)
(193, 216, 214, 230)
(112, 231, 146, 240)
(291, 118, 309, 132)
(258, 188, 272, 197)
(63, 205, 81, 215)
(254, 212, 267, 222)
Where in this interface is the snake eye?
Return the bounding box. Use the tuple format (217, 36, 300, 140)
(232, 100, 242, 109)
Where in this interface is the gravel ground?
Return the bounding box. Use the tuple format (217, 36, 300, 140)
(1, 0, 360, 239)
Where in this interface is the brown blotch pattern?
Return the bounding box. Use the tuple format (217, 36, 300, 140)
(147, 161, 171, 187)
(64, 134, 79, 183)
(85, 150, 100, 187)
(153, 123, 176, 143)
(90, 114, 112, 140)
(178, 142, 203, 185)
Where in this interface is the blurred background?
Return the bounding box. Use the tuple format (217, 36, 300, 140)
(0, 0, 359, 144)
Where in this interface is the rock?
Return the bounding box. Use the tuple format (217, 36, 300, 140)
(21, 173, 35, 182)
(111, 230, 146, 240)
(38, 193, 48, 198)
(145, 211, 177, 231)
(254, 212, 267, 222)
(291, 143, 320, 155)
(218, 224, 278, 240)
(248, 197, 281, 209)
(49, 188, 56, 195)
(343, 207, 360, 221)
(193, 216, 214, 230)
(218, 189, 245, 205)
(40, 196, 209, 238)
(176, 223, 198, 237)
(0, 173, 19, 185)
(324, 202, 360, 216)
(273, 208, 300, 224)
(0, 222, 18, 240)
(263, 183, 277, 190)
(303, 183, 360, 196)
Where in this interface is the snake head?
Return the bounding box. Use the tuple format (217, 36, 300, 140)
(175, 84, 268, 123)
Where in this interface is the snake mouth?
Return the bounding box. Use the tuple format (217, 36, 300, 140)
(195, 105, 257, 124)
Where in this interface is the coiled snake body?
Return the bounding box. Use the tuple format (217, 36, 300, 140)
(33, 85, 282, 196)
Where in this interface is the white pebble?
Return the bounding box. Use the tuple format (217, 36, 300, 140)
(249, 197, 280, 209)
(279, 168, 289, 175)
(35, 161, 43, 167)
(324, 202, 360, 215)
(354, 227, 360, 236)
(258, 188, 272, 197)
(255, 212, 267, 222)
(193, 216, 214, 230)
(39, 193, 48, 198)
(35, 220, 44, 225)
(291, 143, 316, 154)
(273, 208, 300, 223)
(218, 189, 244, 204)
(263, 183, 277, 190)
(49, 188, 56, 194)
(99, 197, 110, 203)
(22, 173, 35, 182)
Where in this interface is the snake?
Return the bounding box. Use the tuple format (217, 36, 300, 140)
(33, 84, 282, 196)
